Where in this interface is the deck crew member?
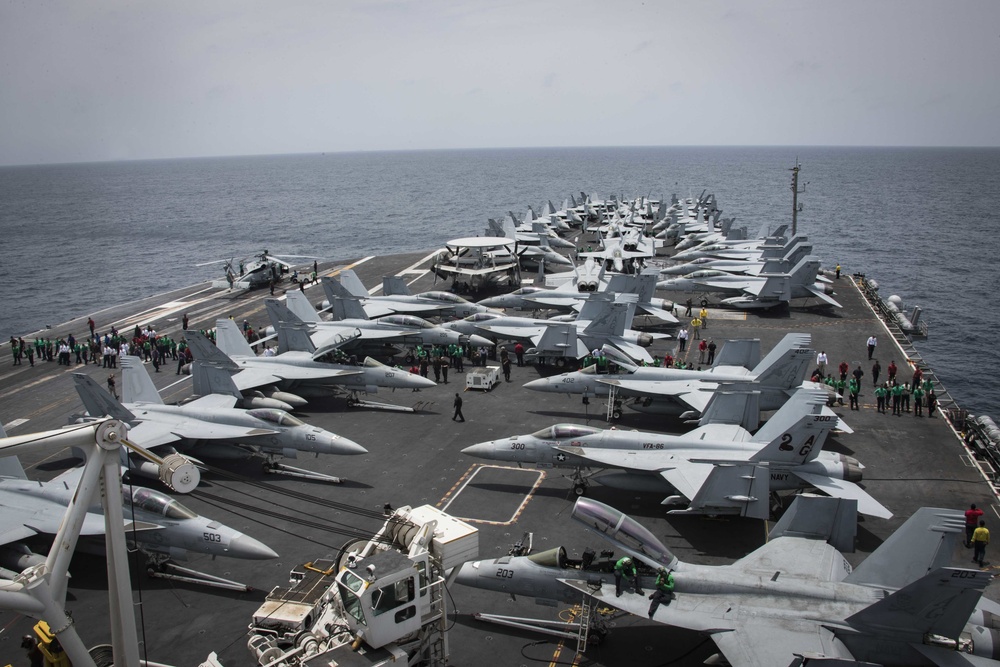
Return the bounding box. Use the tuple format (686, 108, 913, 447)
(648, 567, 675, 618)
(614, 556, 642, 597)
(973, 520, 990, 567)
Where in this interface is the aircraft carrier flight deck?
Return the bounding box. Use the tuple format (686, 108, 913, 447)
(0, 246, 994, 667)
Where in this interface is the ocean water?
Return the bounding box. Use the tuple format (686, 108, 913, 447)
(1, 147, 997, 416)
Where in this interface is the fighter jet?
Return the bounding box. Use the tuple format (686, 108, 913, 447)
(462, 387, 888, 518)
(659, 236, 813, 277)
(579, 226, 659, 273)
(454, 496, 860, 607)
(656, 256, 842, 309)
(477, 258, 611, 310)
(569, 498, 996, 667)
(479, 268, 678, 324)
(524, 333, 814, 416)
(72, 358, 366, 481)
(268, 292, 493, 358)
(185, 320, 434, 403)
(0, 452, 276, 581)
(319, 271, 494, 319)
(444, 292, 668, 364)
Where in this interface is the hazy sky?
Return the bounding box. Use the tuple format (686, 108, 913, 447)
(2, 0, 998, 165)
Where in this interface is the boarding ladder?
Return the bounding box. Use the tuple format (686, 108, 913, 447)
(576, 594, 593, 655)
(605, 384, 621, 422)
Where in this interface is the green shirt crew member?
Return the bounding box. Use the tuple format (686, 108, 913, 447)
(647, 567, 675, 618)
(874, 385, 887, 413)
(848, 378, 860, 410)
(614, 556, 642, 597)
(912, 386, 925, 416)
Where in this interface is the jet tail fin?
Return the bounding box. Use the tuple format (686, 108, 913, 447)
(711, 338, 761, 370)
(337, 269, 369, 298)
(846, 568, 990, 640)
(697, 383, 760, 431)
(767, 495, 858, 553)
(533, 324, 577, 359)
(321, 275, 354, 307)
(382, 275, 411, 296)
(329, 293, 369, 321)
(285, 291, 324, 323)
(73, 373, 136, 421)
(750, 387, 831, 463)
(276, 321, 318, 355)
(750, 333, 813, 388)
(211, 320, 255, 360)
(186, 328, 240, 369)
(264, 298, 305, 328)
(581, 294, 634, 337)
(193, 359, 243, 400)
(120, 356, 163, 404)
(845, 508, 965, 589)
(788, 257, 822, 286)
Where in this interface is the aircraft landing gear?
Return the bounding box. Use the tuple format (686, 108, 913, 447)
(566, 468, 594, 497)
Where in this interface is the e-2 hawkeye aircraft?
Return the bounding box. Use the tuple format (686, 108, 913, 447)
(72, 357, 366, 484)
(457, 496, 1000, 667)
(524, 333, 815, 417)
(462, 386, 888, 519)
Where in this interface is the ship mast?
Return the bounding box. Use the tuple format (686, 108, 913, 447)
(790, 161, 805, 235)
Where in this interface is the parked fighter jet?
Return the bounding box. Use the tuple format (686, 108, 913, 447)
(579, 226, 659, 273)
(456, 495, 855, 603)
(479, 268, 678, 324)
(670, 225, 789, 262)
(443, 292, 668, 364)
(320, 271, 493, 319)
(270, 292, 492, 358)
(462, 387, 887, 518)
(477, 258, 610, 310)
(186, 320, 434, 403)
(561, 498, 996, 667)
(657, 256, 841, 309)
(524, 333, 813, 416)
(659, 237, 813, 277)
(72, 359, 366, 482)
(0, 453, 276, 581)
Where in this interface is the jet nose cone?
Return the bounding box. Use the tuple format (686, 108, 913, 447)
(522, 378, 550, 391)
(411, 374, 437, 388)
(454, 560, 481, 588)
(477, 296, 505, 308)
(228, 533, 279, 560)
(468, 334, 495, 348)
(329, 434, 368, 455)
(461, 441, 496, 459)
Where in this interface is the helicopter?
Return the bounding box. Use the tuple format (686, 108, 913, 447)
(199, 250, 320, 291)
